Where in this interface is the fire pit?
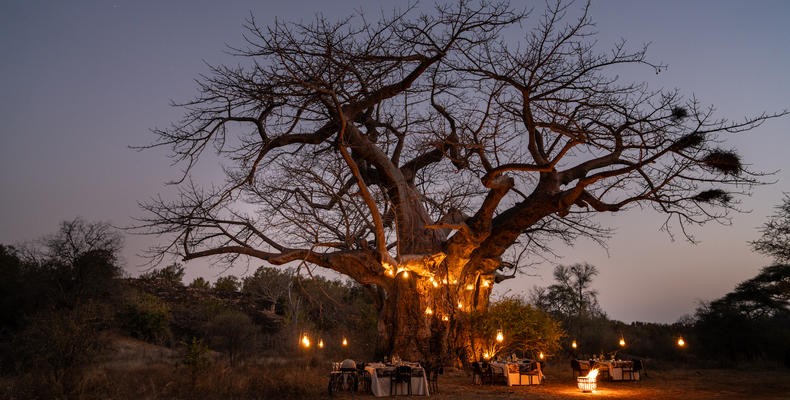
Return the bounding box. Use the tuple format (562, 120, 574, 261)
(577, 369, 599, 393)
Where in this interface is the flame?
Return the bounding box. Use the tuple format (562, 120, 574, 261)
(584, 369, 599, 380)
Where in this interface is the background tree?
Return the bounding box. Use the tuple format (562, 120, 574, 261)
(139, 1, 784, 362)
(243, 266, 294, 312)
(751, 194, 790, 263)
(530, 263, 603, 341)
(140, 262, 186, 286)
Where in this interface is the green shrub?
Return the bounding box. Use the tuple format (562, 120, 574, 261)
(118, 292, 172, 345)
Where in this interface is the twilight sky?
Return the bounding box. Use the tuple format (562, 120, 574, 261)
(1, 0, 788, 324)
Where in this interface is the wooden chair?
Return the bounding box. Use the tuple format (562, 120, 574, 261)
(391, 365, 412, 396)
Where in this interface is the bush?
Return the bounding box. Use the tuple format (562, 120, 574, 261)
(118, 292, 172, 345)
(140, 263, 185, 286)
(214, 275, 240, 293)
(189, 276, 211, 289)
(205, 311, 259, 366)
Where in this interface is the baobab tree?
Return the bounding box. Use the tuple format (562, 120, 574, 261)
(139, 1, 784, 363)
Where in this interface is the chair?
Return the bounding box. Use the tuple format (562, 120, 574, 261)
(480, 362, 494, 384)
(426, 364, 442, 394)
(571, 359, 588, 378)
(622, 359, 643, 381)
(391, 365, 412, 396)
(356, 363, 371, 393)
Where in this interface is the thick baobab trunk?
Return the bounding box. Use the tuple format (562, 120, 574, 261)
(374, 261, 495, 365)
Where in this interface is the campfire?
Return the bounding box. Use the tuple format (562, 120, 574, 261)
(577, 369, 599, 393)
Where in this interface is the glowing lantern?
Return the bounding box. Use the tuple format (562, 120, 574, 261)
(342, 338, 348, 346)
(577, 369, 598, 392)
(318, 339, 324, 349)
(571, 340, 577, 349)
(432, 281, 439, 288)
(425, 307, 433, 315)
(466, 284, 474, 290)
(301, 334, 311, 348)
(482, 280, 490, 288)
(483, 352, 490, 360)
(442, 315, 449, 321)
(539, 352, 544, 360)
(457, 301, 463, 309)
(442, 279, 448, 284)
(403, 270, 409, 278)
(496, 330, 504, 343)
(452, 279, 458, 284)
(619, 338, 626, 347)
(677, 337, 685, 347)
(387, 269, 395, 277)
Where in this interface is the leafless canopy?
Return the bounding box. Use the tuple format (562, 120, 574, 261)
(138, 0, 783, 288)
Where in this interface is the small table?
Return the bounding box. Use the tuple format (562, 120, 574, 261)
(364, 363, 430, 397)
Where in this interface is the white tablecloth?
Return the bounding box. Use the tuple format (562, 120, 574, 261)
(365, 365, 430, 397)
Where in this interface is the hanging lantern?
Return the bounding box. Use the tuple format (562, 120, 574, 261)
(402, 270, 409, 278)
(318, 339, 324, 349)
(301, 334, 311, 348)
(571, 340, 577, 349)
(457, 301, 463, 309)
(496, 329, 504, 343)
(432, 281, 439, 288)
(482, 280, 490, 288)
(483, 352, 490, 360)
(619, 337, 626, 347)
(387, 269, 395, 277)
(442, 278, 448, 284)
(539, 352, 544, 360)
(442, 315, 449, 321)
(342, 337, 348, 346)
(466, 284, 474, 290)
(425, 306, 433, 315)
(677, 337, 685, 347)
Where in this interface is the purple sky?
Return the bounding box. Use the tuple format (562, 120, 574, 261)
(1, 1, 788, 323)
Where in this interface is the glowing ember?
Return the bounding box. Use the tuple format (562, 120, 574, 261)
(577, 369, 598, 392)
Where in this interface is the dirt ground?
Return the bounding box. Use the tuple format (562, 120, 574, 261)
(330, 367, 790, 400)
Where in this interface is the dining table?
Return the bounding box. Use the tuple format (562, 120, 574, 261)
(589, 359, 638, 381)
(488, 360, 543, 386)
(364, 362, 430, 397)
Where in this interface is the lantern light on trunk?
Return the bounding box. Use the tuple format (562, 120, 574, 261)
(483, 352, 490, 360)
(576, 369, 598, 392)
(496, 330, 504, 343)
